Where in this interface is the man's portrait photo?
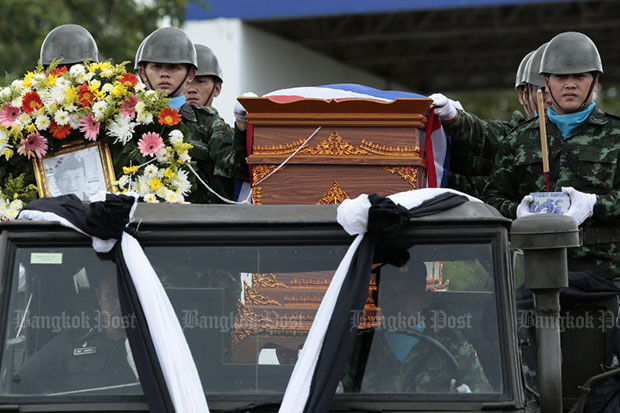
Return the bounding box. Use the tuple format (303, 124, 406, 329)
(44, 145, 108, 200)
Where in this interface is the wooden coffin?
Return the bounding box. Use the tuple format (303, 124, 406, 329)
(241, 97, 432, 205)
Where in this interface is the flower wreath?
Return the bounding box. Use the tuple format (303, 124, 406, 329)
(0, 60, 195, 216)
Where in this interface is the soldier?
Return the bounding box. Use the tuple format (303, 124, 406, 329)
(183, 44, 223, 107)
(14, 270, 138, 394)
(342, 262, 491, 393)
(487, 31, 620, 281)
(430, 47, 552, 198)
(136, 28, 248, 204)
(40, 24, 99, 68)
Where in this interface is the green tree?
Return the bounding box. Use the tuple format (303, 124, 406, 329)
(0, 0, 206, 80)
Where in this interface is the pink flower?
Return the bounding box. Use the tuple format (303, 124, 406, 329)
(138, 132, 164, 157)
(0, 103, 21, 127)
(79, 112, 100, 141)
(120, 95, 139, 119)
(17, 133, 48, 159)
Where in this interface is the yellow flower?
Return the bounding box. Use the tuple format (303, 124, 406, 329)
(173, 142, 193, 152)
(149, 178, 162, 191)
(13, 193, 18, 199)
(87, 62, 99, 73)
(65, 86, 77, 103)
(23, 72, 35, 88)
(90, 80, 101, 90)
(25, 124, 37, 133)
(45, 74, 58, 87)
(99, 62, 113, 71)
(164, 168, 174, 179)
(111, 83, 127, 98)
(3, 148, 14, 160)
(123, 165, 139, 174)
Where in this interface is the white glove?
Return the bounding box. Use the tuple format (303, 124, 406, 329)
(562, 186, 597, 226)
(233, 92, 258, 123)
(516, 195, 535, 219)
(429, 93, 462, 122)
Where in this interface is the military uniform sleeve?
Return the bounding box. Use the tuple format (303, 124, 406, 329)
(445, 111, 509, 177)
(485, 133, 520, 218)
(233, 125, 249, 181)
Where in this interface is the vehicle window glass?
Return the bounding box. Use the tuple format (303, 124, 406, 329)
(0, 247, 142, 396)
(342, 243, 503, 395)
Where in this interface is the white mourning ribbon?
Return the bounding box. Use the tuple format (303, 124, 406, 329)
(279, 188, 481, 413)
(19, 193, 208, 413)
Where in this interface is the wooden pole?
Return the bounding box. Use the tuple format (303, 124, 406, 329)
(537, 89, 550, 192)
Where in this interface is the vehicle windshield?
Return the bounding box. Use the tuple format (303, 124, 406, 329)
(0, 240, 503, 399)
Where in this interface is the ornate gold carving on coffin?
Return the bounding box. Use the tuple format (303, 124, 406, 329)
(383, 166, 420, 189)
(252, 131, 421, 159)
(317, 180, 349, 204)
(251, 164, 285, 205)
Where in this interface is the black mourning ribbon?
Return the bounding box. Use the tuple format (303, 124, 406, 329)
(367, 192, 469, 266)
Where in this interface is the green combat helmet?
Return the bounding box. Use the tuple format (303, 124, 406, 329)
(137, 27, 197, 69)
(195, 44, 223, 83)
(523, 43, 548, 88)
(40, 24, 99, 66)
(134, 36, 150, 72)
(515, 50, 535, 89)
(539, 31, 603, 75)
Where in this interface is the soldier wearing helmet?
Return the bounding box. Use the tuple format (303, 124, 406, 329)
(40, 24, 99, 68)
(183, 44, 223, 107)
(135, 28, 248, 204)
(427, 50, 543, 198)
(488, 32, 620, 281)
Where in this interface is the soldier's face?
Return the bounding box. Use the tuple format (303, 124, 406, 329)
(546, 73, 598, 114)
(140, 63, 196, 97)
(183, 76, 221, 106)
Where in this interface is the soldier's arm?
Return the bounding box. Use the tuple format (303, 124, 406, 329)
(445, 111, 510, 177)
(233, 125, 250, 181)
(592, 149, 620, 220)
(485, 135, 520, 218)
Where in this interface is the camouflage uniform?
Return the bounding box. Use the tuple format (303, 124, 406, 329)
(344, 327, 491, 393)
(486, 106, 620, 279)
(180, 104, 248, 204)
(446, 110, 525, 198)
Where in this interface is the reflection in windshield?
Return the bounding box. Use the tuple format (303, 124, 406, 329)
(0, 242, 503, 398)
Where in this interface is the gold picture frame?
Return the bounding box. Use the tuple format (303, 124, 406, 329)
(33, 140, 116, 201)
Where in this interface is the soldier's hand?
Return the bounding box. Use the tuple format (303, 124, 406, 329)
(429, 93, 462, 124)
(234, 92, 258, 131)
(516, 195, 535, 218)
(562, 186, 597, 226)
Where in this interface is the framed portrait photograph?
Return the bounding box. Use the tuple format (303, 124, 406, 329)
(33, 141, 116, 201)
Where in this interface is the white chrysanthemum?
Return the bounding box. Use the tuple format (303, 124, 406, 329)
(156, 186, 167, 198)
(136, 111, 153, 125)
(76, 74, 88, 84)
(69, 64, 86, 78)
(35, 114, 50, 130)
(144, 90, 157, 100)
(136, 175, 150, 196)
(68, 113, 81, 129)
(5, 207, 19, 220)
(101, 68, 114, 78)
(0, 87, 11, 99)
(164, 190, 180, 203)
(56, 77, 71, 89)
(54, 109, 70, 125)
(10, 96, 22, 107)
(178, 152, 191, 163)
(135, 101, 146, 113)
(92, 101, 108, 120)
(117, 175, 129, 189)
(134, 82, 145, 92)
(171, 169, 191, 195)
(11, 116, 24, 130)
(155, 147, 171, 163)
(143, 164, 159, 179)
(45, 85, 66, 106)
(143, 193, 157, 203)
(0, 130, 9, 151)
(9, 199, 23, 211)
(107, 114, 135, 144)
(101, 83, 114, 93)
(168, 129, 184, 144)
(31, 74, 46, 88)
(84, 72, 95, 82)
(10, 80, 24, 93)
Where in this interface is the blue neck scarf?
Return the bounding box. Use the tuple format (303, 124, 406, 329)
(547, 103, 595, 139)
(167, 95, 186, 111)
(384, 321, 425, 362)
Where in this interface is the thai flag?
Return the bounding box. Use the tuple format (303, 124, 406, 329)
(263, 83, 450, 188)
